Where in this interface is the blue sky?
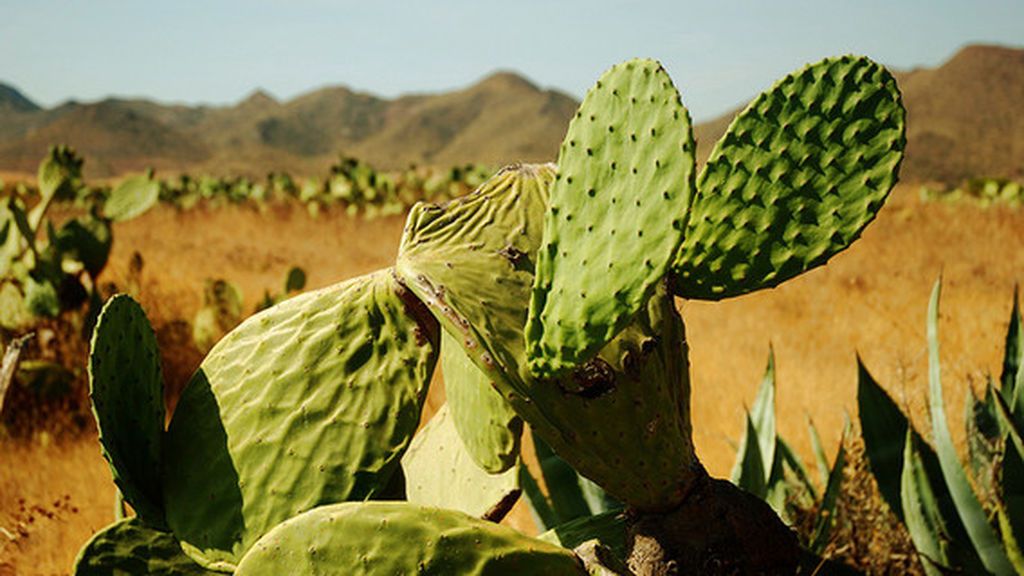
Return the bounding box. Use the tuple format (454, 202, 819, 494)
(1, 0, 1021, 121)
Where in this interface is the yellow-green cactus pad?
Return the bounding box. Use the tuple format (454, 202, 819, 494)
(162, 269, 439, 571)
(103, 173, 161, 222)
(73, 518, 216, 575)
(234, 502, 586, 576)
(673, 55, 905, 299)
(442, 329, 522, 473)
(402, 403, 520, 520)
(397, 165, 696, 511)
(89, 295, 165, 525)
(526, 59, 695, 377)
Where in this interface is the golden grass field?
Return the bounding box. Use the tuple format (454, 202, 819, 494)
(2, 184, 1023, 574)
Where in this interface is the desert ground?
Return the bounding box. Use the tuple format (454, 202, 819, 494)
(2, 183, 1022, 574)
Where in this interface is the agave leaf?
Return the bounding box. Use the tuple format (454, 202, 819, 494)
(533, 434, 592, 523)
(965, 382, 1000, 496)
(1001, 288, 1023, 402)
(900, 430, 956, 576)
(733, 412, 767, 499)
(857, 357, 909, 519)
(777, 436, 817, 502)
(857, 354, 981, 572)
(807, 416, 830, 490)
(809, 429, 847, 553)
(536, 511, 628, 561)
(750, 348, 777, 480)
(998, 441, 1024, 573)
(576, 475, 621, 516)
(520, 464, 559, 532)
(992, 388, 1024, 458)
(927, 280, 1016, 575)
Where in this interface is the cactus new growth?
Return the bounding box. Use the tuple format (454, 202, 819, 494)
(74, 54, 905, 575)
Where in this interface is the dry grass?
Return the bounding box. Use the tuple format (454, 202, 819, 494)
(2, 184, 1023, 573)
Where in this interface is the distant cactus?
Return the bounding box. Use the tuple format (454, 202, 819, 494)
(0, 146, 116, 332)
(74, 54, 904, 575)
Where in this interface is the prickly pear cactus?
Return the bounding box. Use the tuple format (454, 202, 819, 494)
(401, 403, 520, 520)
(104, 172, 161, 222)
(34, 145, 82, 224)
(89, 295, 165, 525)
(234, 502, 587, 576)
(673, 55, 905, 299)
(442, 329, 522, 473)
(162, 269, 439, 571)
(526, 58, 695, 378)
(74, 518, 216, 575)
(396, 165, 696, 511)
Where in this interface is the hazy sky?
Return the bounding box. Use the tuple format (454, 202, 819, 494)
(1, 0, 1021, 121)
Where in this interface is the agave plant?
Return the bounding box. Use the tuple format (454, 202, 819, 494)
(859, 281, 1024, 575)
(730, 348, 850, 555)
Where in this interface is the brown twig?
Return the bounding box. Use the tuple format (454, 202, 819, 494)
(0, 334, 33, 418)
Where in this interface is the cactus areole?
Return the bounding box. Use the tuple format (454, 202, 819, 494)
(76, 55, 903, 576)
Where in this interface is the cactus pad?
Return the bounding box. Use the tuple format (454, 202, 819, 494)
(396, 165, 696, 511)
(234, 502, 587, 576)
(402, 403, 520, 520)
(673, 55, 905, 299)
(442, 329, 522, 473)
(162, 269, 439, 571)
(526, 58, 695, 377)
(73, 518, 216, 575)
(88, 294, 165, 525)
(103, 173, 161, 222)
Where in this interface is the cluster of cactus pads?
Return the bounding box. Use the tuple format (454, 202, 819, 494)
(76, 54, 905, 575)
(0, 147, 160, 332)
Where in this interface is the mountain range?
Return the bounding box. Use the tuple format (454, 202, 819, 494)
(0, 44, 1021, 182)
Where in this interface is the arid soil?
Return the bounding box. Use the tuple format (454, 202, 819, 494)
(2, 185, 1023, 574)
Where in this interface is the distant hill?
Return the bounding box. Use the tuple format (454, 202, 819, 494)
(0, 83, 40, 114)
(0, 44, 1021, 181)
(0, 72, 577, 178)
(693, 44, 1024, 183)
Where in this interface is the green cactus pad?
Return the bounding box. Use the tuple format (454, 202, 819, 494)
(526, 58, 695, 377)
(396, 165, 696, 511)
(402, 403, 520, 520)
(103, 173, 161, 222)
(234, 502, 586, 576)
(673, 55, 905, 300)
(442, 329, 522, 473)
(89, 294, 165, 525)
(73, 518, 216, 575)
(53, 216, 112, 278)
(162, 269, 439, 571)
